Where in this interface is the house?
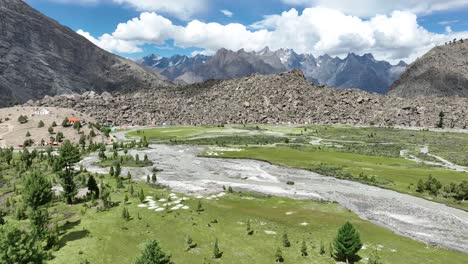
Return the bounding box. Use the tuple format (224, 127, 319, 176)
(67, 117, 80, 124)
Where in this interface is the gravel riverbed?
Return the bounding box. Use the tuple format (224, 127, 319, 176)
(80, 144, 468, 253)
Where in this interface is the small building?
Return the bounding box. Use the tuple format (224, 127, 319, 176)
(67, 117, 80, 124)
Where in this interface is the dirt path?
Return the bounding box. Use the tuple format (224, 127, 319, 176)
(400, 146, 468, 172)
(80, 144, 468, 253)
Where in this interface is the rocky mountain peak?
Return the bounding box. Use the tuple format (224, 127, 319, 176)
(389, 39, 468, 97)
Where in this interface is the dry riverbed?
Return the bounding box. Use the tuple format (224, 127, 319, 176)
(80, 144, 468, 253)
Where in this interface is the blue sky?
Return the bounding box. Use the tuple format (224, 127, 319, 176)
(25, 0, 468, 62)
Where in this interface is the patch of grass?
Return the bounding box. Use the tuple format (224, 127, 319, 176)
(45, 177, 467, 264)
(95, 158, 153, 168)
(213, 146, 468, 211)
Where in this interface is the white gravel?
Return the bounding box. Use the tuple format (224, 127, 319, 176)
(80, 144, 468, 253)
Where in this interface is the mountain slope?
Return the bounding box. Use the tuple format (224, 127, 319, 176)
(0, 0, 171, 106)
(139, 48, 406, 93)
(389, 40, 468, 97)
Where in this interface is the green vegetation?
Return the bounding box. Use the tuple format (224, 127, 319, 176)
(96, 155, 153, 168)
(127, 125, 468, 210)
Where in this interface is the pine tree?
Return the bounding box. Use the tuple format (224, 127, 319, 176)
(246, 219, 254, 235)
(300, 240, 308, 256)
(196, 200, 204, 212)
(127, 171, 132, 180)
(275, 247, 284, 263)
(124, 194, 129, 203)
(333, 222, 362, 264)
(87, 175, 99, 198)
(282, 231, 291, 247)
(26, 131, 31, 137)
(129, 185, 135, 196)
(147, 175, 150, 183)
(115, 163, 121, 177)
(139, 188, 145, 203)
(135, 240, 173, 264)
(0, 224, 45, 263)
(38, 120, 45, 128)
(319, 240, 325, 255)
(48, 126, 54, 134)
(109, 166, 114, 177)
(151, 173, 157, 183)
(416, 179, 425, 193)
(212, 239, 222, 259)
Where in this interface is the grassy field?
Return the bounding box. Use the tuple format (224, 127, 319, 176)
(125, 125, 468, 211)
(33, 178, 466, 264)
(95, 156, 153, 168)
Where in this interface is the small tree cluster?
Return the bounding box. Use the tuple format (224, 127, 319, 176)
(416, 175, 442, 196)
(122, 207, 131, 221)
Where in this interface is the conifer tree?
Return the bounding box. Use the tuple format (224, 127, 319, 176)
(109, 166, 114, 177)
(275, 247, 284, 263)
(282, 231, 291, 247)
(212, 238, 222, 259)
(135, 240, 173, 264)
(333, 222, 362, 264)
(139, 188, 145, 203)
(246, 219, 254, 235)
(319, 240, 325, 255)
(300, 240, 308, 256)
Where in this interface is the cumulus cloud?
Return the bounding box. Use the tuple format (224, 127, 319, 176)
(77, 29, 143, 53)
(280, 0, 468, 17)
(112, 0, 208, 20)
(221, 9, 234, 17)
(79, 7, 468, 63)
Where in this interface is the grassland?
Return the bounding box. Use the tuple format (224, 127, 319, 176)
(1, 128, 467, 264)
(14, 178, 465, 264)
(126, 125, 468, 211)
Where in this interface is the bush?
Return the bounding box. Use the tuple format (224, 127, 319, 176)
(18, 115, 28, 124)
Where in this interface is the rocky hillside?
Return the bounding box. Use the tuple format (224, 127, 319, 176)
(0, 0, 171, 107)
(27, 70, 468, 129)
(139, 47, 406, 93)
(389, 39, 468, 97)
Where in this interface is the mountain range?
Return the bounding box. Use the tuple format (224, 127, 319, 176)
(137, 47, 407, 94)
(0, 0, 170, 107)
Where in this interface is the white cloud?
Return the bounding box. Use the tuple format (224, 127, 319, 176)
(112, 0, 208, 20)
(446, 26, 453, 33)
(280, 0, 468, 17)
(79, 7, 468, 63)
(221, 9, 234, 17)
(77, 29, 143, 53)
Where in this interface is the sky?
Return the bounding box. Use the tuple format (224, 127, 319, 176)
(25, 0, 468, 63)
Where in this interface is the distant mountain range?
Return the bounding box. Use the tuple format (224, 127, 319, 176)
(137, 47, 407, 93)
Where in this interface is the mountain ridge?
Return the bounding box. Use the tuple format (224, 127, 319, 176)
(389, 39, 468, 97)
(0, 0, 171, 106)
(27, 69, 468, 129)
(138, 48, 407, 93)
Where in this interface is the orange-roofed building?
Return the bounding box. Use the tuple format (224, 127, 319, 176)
(67, 117, 80, 124)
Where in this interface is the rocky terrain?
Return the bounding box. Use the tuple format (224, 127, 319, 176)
(27, 70, 468, 128)
(390, 39, 468, 97)
(0, 0, 171, 107)
(139, 47, 406, 93)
